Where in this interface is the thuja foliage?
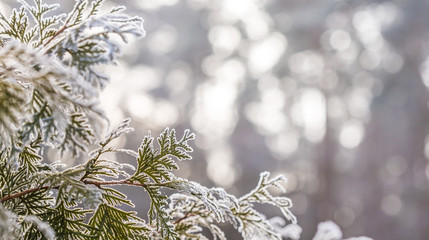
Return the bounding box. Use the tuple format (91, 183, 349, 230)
(0, 1, 372, 240)
(0, 1, 298, 239)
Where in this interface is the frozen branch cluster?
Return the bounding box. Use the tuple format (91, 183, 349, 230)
(0, 1, 372, 239)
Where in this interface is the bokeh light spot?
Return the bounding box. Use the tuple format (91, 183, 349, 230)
(299, 89, 326, 143)
(334, 207, 355, 228)
(206, 148, 237, 188)
(147, 25, 178, 55)
(386, 156, 408, 177)
(330, 29, 352, 51)
(381, 194, 402, 216)
(248, 32, 287, 75)
(339, 120, 364, 149)
(209, 25, 242, 57)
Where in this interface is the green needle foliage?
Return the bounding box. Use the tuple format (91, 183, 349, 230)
(0, 0, 310, 239)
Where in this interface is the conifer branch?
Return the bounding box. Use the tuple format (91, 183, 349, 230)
(0, 1, 374, 239)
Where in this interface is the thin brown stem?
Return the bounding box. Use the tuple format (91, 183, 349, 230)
(173, 202, 197, 224)
(42, 23, 67, 49)
(1, 186, 51, 202)
(42, 9, 75, 51)
(1, 179, 167, 203)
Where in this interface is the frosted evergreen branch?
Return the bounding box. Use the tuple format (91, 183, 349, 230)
(80, 118, 134, 181)
(18, 0, 63, 47)
(24, 215, 55, 240)
(0, 41, 101, 156)
(0, 123, 298, 239)
(38, 200, 93, 239)
(239, 171, 296, 224)
(164, 174, 296, 240)
(132, 128, 195, 185)
(40, 0, 82, 48)
(0, 0, 144, 156)
(45, 2, 145, 89)
(0, 6, 36, 43)
(312, 221, 374, 240)
(88, 203, 150, 239)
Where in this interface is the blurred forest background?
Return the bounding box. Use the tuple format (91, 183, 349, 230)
(2, 0, 429, 239)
